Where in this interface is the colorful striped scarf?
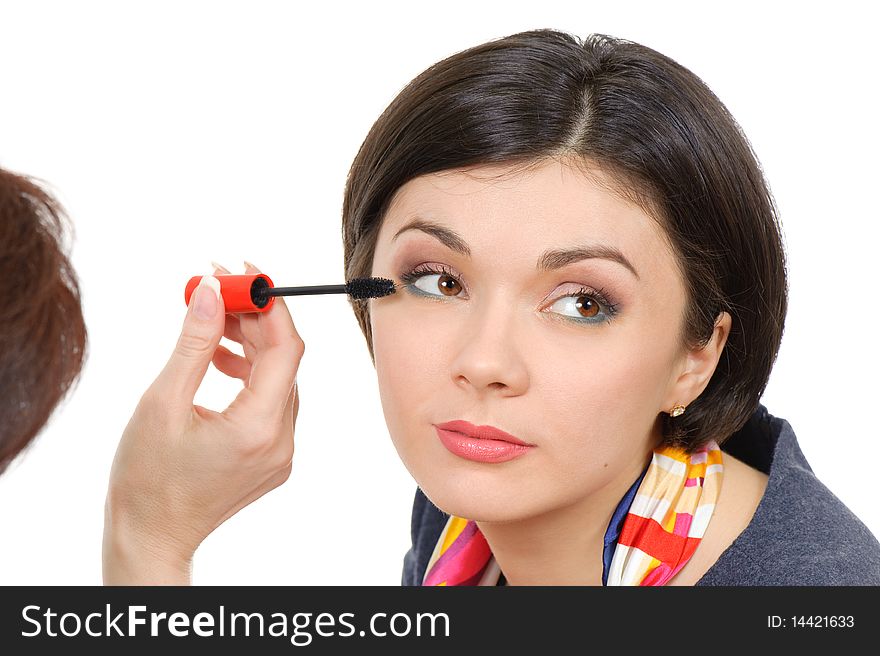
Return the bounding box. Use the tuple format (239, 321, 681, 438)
(422, 440, 723, 586)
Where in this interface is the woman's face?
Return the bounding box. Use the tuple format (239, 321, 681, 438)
(369, 158, 696, 522)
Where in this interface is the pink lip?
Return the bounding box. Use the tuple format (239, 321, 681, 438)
(433, 420, 535, 463)
(434, 420, 533, 445)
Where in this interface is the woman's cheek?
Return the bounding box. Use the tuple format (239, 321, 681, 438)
(372, 317, 435, 457)
(533, 359, 654, 473)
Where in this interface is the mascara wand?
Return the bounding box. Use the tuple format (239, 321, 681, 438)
(184, 274, 398, 313)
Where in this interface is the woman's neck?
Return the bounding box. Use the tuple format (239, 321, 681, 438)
(475, 451, 652, 586)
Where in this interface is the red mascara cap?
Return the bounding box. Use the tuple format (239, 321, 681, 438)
(184, 273, 276, 313)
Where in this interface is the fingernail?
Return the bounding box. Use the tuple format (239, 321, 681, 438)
(244, 260, 258, 271)
(211, 261, 230, 274)
(193, 275, 221, 320)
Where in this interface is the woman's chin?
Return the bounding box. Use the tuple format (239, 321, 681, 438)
(415, 477, 542, 524)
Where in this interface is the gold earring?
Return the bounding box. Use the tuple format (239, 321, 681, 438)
(670, 403, 686, 417)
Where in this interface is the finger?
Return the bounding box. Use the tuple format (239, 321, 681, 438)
(244, 303, 303, 419)
(239, 261, 304, 352)
(222, 313, 243, 342)
(153, 275, 226, 405)
(243, 261, 304, 410)
(212, 344, 251, 382)
(236, 312, 263, 351)
(226, 262, 305, 420)
(221, 314, 264, 369)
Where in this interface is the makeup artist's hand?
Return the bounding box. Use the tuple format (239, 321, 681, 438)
(103, 262, 303, 585)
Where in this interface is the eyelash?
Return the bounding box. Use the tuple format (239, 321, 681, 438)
(398, 263, 621, 324)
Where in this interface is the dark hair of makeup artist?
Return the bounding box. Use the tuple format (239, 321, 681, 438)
(0, 167, 87, 473)
(341, 29, 788, 453)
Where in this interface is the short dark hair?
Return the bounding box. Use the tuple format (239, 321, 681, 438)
(0, 167, 87, 473)
(342, 29, 788, 453)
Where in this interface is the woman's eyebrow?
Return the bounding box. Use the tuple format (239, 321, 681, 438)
(391, 217, 641, 281)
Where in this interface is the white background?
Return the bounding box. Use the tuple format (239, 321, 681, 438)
(0, 1, 877, 584)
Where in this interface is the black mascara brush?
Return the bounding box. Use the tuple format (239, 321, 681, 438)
(260, 278, 397, 301)
(184, 274, 398, 313)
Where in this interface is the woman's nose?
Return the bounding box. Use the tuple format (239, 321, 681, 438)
(448, 302, 529, 396)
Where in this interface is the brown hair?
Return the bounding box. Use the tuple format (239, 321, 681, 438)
(341, 29, 788, 453)
(0, 167, 87, 473)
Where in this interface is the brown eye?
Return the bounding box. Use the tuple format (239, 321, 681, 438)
(401, 268, 466, 298)
(574, 295, 599, 318)
(437, 274, 461, 296)
(545, 287, 617, 325)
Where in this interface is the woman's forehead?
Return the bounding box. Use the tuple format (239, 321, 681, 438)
(379, 160, 671, 275)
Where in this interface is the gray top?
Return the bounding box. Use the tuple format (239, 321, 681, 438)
(402, 403, 880, 585)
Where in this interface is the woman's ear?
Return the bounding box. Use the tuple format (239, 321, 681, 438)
(664, 311, 732, 410)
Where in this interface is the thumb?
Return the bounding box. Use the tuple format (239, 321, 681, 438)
(155, 274, 225, 405)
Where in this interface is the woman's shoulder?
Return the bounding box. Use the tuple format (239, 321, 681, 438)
(698, 464, 880, 585)
(698, 407, 880, 585)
